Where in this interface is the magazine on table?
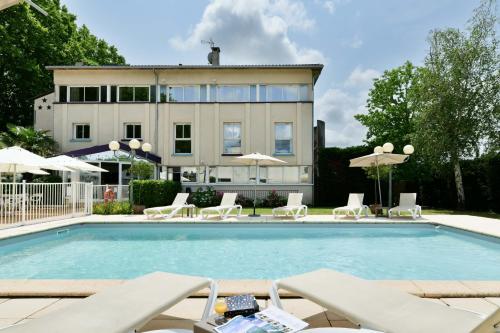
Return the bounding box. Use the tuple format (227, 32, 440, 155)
(214, 305, 309, 333)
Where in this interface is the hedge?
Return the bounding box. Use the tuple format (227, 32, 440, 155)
(130, 180, 182, 208)
(315, 147, 500, 212)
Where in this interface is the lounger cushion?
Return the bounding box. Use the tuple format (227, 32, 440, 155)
(277, 269, 485, 333)
(0, 272, 210, 333)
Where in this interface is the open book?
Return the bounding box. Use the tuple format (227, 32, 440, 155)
(214, 305, 309, 333)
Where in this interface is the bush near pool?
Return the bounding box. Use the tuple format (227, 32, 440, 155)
(93, 201, 133, 215)
(131, 180, 182, 208)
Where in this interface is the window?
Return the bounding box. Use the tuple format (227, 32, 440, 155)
(159, 85, 167, 102)
(124, 123, 142, 139)
(149, 85, 156, 103)
(168, 86, 199, 102)
(59, 86, 67, 102)
(275, 123, 293, 154)
(300, 166, 311, 184)
(250, 85, 257, 102)
(74, 124, 90, 140)
(100, 86, 107, 102)
(299, 85, 309, 101)
(259, 85, 266, 102)
(217, 86, 249, 102)
(233, 167, 249, 183)
(118, 86, 149, 102)
(223, 123, 242, 154)
(174, 124, 191, 154)
(267, 167, 283, 184)
(217, 166, 232, 183)
(69, 86, 99, 102)
(267, 85, 298, 102)
(283, 166, 299, 183)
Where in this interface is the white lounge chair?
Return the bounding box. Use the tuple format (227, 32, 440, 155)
(270, 269, 500, 333)
(143, 193, 194, 219)
(200, 192, 242, 220)
(272, 193, 308, 220)
(332, 193, 368, 220)
(0, 271, 218, 333)
(388, 193, 422, 219)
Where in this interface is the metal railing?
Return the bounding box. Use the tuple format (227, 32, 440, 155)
(93, 185, 130, 202)
(0, 181, 93, 226)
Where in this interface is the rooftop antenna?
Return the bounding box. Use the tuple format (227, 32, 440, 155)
(202, 38, 220, 66)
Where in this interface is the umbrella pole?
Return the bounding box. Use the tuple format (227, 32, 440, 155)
(251, 160, 259, 217)
(376, 160, 382, 207)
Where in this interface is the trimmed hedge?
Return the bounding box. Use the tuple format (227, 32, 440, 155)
(93, 201, 133, 215)
(131, 180, 182, 208)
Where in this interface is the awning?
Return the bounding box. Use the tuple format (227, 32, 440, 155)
(63, 143, 162, 164)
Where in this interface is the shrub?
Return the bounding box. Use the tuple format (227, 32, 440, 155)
(31, 174, 63, 183)
(262, 190, 287, 207)
(129, 161, 154, 179)
(236, 195, 254, 208)
(190, 187, 220, 208)
(93, 201, 133, 215)
(130, 180, 181, 208)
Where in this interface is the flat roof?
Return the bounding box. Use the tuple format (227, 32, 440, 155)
(46, 64, 323, 70)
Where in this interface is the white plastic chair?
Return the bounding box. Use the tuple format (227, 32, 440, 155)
(388, 193, 422, 219)
(272, 193, 308, 220)
(332, 193, 368, 220)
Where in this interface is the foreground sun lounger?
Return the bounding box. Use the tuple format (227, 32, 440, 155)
(332, 193, 368, 220)
(388, 193, 422, 219)
(200, 192, 242, 220)
(143, 193, 194, 219)
(270, 269, 500, 333)
(0, 272, 218, 333)
(272, 193, 308, 220)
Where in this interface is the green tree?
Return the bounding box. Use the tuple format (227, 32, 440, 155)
(0, 124, 57, 156)
(413, 0, 499, 209)
(355, 61, 419, 150)
(0, 0, 125, 128)
(129, 161, 154, 180)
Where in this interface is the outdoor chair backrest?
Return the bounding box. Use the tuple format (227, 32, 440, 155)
(347, 193, 364, 207)
(399, 193, 417, 207)
(171, 193, 189, 206)
(287, 193, 303, 206)
(220, 193, 237, 206)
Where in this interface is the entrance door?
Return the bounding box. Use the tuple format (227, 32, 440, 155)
(100, 162, 119, 185)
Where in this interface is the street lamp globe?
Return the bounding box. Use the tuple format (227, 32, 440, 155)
(383, 142, 394, 153)
(403, 144, 415, 155)
(374, 146, 384, 154)
(142, 142, 152, 152)
(129, 139, 141, 150)
(108, 140, 120, 151)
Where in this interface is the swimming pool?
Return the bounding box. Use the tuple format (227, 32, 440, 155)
(0, 223, 499, 280)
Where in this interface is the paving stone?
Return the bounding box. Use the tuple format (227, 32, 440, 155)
(442, 298, 498, 316)
(0, 298, 59, 319)
(412, 281, 476, 298)
(375, 280, 424, 296)
(28, 298, 81, 318)
(461, 281, 500, 297)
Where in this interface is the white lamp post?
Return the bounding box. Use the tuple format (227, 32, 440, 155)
(108, 140, 153, 205)
(382, 142, 414, 208)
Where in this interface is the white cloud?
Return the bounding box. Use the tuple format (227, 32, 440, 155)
(316, 67, 381, 147)
(347, 35, 363, 48)
(169, 0, 325, 64)
(315, 0, 350, 15)
(323, 1, 335, 14)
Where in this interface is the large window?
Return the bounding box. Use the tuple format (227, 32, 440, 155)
(73, 123, 90, 140)
(124, 123, 142, 139)
(118, 86, 149, 102)
(69, 86, 99, 102)
(174, 124, 191, 154)
(267, 85, 298, 101)
(275, 123, 293, 154)
(223, 123, 242, 154)
(168, 86, 199, 102)
(217, 86, 249, 102)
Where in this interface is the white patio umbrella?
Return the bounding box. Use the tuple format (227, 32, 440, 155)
(46, 155, 108, 173)
(234, 152, 286, 217)
(349, 152, 409, 207)
(0, 0, 48, 15)
(0, 146, 71, 184)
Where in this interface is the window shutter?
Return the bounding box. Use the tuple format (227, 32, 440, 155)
(100, 86, 107, 102)
(59, 86, 67, 102)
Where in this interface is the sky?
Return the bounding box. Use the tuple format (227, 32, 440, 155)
(60, 0, 481, 147)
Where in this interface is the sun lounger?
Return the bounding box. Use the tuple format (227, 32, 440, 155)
(270, 269, 500, 333)
(200, 192, 242, 220)
(388, 193, 422, 219)
(332, 193, 368, 220)
(0, 271, 218, 333)
(143, 193, 194, 219)
(272, 193, 308, 220)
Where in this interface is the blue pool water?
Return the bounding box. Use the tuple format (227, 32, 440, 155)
(0, 223, 498, 280)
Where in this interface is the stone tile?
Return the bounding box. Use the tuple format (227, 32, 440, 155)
(412, 281, 476, 298)
(0, 298, 59, 319)
(485, 297, 500, 307)
(375, 280, 424, 296)
(279, 299, 326, 320)
(138, 319, 195, 332)
(442, 298, 498, 316)
(28, 298, 81, 318)
(0, 319, 20, 330)
(303, 312, 331, 328)
(461, 281, 500, 297)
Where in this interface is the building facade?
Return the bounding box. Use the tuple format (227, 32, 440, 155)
(34, 63, 323, 203)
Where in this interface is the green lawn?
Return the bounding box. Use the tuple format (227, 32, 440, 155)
(239, 207, 500, 219)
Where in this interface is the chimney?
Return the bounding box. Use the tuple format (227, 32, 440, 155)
(208, 46, 220, 66)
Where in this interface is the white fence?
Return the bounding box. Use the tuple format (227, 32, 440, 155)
(0, 182, 93, 226)
(93, 185, 129, 202)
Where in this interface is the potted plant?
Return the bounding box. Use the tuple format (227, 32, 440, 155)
(129, 161, 154, 213)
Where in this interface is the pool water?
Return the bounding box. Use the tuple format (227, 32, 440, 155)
(0, 223, 499, 280)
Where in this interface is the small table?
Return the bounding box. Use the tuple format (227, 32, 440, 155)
(181, 205, 197, 218)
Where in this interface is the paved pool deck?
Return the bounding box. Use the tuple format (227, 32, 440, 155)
(0, 213, 498, 330)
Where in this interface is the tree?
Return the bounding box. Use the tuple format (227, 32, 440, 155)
(355, 61, 419, 150)
(0, 124, 57, 156)
(412, 0, 499, 209)
(0, 0, 125, 128)
(129, 161, 154, 180)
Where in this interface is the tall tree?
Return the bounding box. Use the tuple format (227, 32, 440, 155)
(0, 0, 125, 128)
(413, 0, 499, 209)
(0, 124, 57, 156)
